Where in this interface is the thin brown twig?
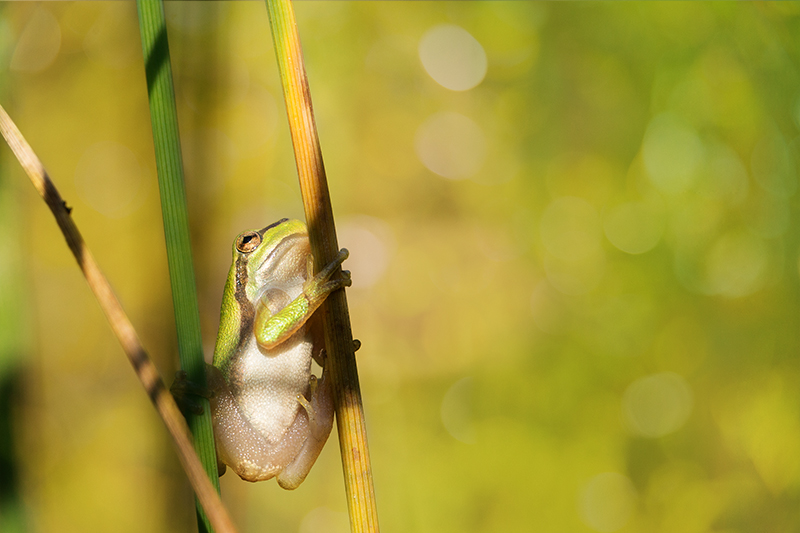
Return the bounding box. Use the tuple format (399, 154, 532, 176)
(0, 103, 238, 533)
(265, 1, 380, 531)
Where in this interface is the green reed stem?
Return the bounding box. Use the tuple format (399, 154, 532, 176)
(135, 1, 220, 531)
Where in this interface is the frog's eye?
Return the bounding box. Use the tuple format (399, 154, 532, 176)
(236, 231, 262, 253)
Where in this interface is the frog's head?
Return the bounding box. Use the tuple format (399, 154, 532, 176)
(232, 218, 308, 302)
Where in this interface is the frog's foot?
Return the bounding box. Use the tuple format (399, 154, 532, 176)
(170, 370, 212, 417)
(303, 249, 352, 301)
(306, 248, 349, 277)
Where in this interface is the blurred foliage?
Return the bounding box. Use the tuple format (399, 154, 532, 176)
(2, 2, 800, 532)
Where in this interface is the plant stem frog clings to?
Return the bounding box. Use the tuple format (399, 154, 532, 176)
(207, 218, 350, 489)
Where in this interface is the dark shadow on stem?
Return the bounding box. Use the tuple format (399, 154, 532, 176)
(145, 25, 169, 95)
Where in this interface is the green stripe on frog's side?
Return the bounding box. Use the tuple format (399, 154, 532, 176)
(212, 267, 243, 374)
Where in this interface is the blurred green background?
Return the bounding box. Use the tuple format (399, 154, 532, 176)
(1, 2, 799, 532)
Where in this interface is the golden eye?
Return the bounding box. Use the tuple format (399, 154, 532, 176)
(236, 231, 262, 253)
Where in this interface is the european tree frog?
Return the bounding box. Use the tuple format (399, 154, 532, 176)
(207, 218, 349, 489)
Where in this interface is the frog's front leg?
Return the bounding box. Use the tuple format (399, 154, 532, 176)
(276, 368, 335, 490)
(254, 249, 351, 350)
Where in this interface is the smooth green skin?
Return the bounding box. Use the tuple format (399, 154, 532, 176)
(212, 218, 349, 375)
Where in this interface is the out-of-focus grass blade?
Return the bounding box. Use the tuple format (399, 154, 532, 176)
(0, 5, 30, 530)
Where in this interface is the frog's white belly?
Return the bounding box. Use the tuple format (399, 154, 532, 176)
(210, 326, 316, 482)
(228, 329, 312, 444)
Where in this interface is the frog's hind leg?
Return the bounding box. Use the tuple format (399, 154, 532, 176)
(276, 371, 334, 490)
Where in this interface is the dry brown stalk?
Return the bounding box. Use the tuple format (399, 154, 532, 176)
(0, 103, 238, 533)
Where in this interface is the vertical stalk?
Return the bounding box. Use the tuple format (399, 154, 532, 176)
(135, 1, 219, 531)
(264, 1, 380, 531)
